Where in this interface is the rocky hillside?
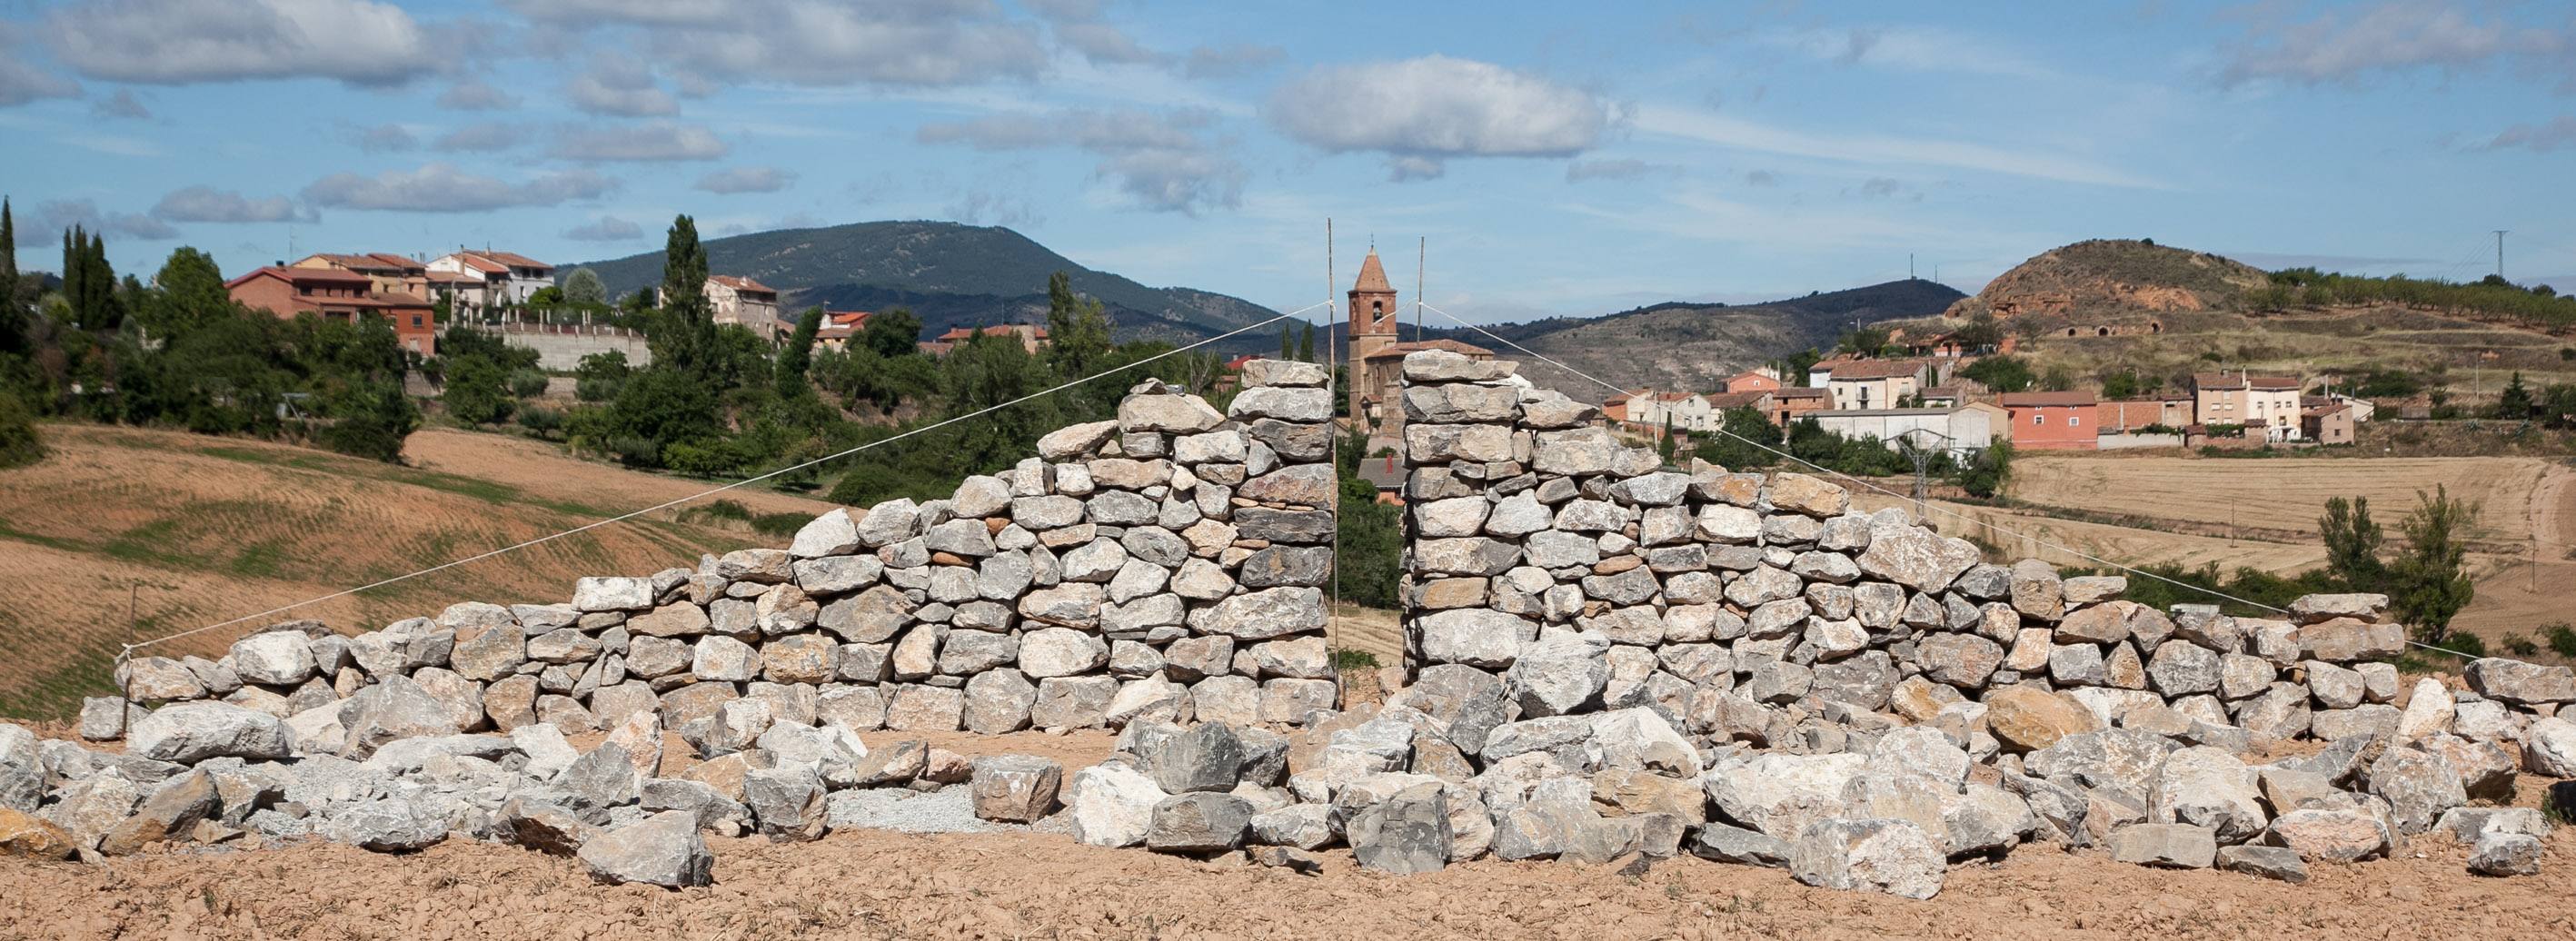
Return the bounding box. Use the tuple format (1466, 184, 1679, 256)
(1396, 279, 1965, 401)
(1944, 239, 2270, 322)
(572, 221, 1278, 346)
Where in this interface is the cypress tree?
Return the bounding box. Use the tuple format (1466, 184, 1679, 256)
(1298, 322, 1315, 362)
(0, 197, 16, 312)
(1279, 324, 1292, 361)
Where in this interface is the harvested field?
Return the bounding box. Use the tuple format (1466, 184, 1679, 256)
(0, 424, 835, 720)
(4, 823, 2567, 940)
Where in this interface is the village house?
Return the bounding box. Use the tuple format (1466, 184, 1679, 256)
(1770, 387, 1832, 427)
(225, 265, 438, 357)
(2096, 395, 2194, 432)
(2193, 371, 2305, 441)
(427, 250, 554, 314)
(813, 310, 872, 352)
(1721, 368, 1782, 393)
(1998, 391, 2100, 451)
(1345, 247, 1496, 433)
(1701, 390, 1775, 425)
(292, 253, 430, 300)
(1617, 389, 1716, 432)
(2305, 393, 2377, 423)
(1805, 405, 1996, 460)
(1813, 358, 1933, 411)
(2302, 401, 2357, 445)
(922, 323, 1052, 356)
(705, 275, 784, 341)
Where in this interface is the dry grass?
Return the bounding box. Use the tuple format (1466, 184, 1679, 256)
(0, 424, 836, 720)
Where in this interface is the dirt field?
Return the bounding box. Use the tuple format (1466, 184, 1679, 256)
(0, 424, 836, 720)
(3, 822, 2565, 940)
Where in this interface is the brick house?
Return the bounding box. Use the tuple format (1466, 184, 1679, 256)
(292, 253, 429, 300)
(226, 265, 438, 357)
(2193, 371, 2305, 441)
(922, 323, 1052, 356)
(1722, 369, 1782, 393)
(1771, 387, 1832, 427)
(2097, 396, 2193, 432)
(706, 275, 783, 341)
(1998, 391, 2099, 451)
(2302, 401, 2356, 445)
(1815, 358, 1932, 411)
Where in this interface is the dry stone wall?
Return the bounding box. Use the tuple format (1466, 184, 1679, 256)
(96, 360, 1341, 748)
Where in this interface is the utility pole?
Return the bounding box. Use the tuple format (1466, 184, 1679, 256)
(1909, 253, 1915, 280)
(1416, 235, 1426, 343)
(2494, 230, 2509, 280)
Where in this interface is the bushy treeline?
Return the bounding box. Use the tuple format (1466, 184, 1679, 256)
(1689, 406, 2013, 497)
(0, 201, 420, 463)
(2249, 268, 2576, 330)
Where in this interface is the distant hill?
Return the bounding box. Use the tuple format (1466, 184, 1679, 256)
(1342, 279, 1966, 401)
(571, 221, 1278, 345)
(1942, 238, 2269, 323)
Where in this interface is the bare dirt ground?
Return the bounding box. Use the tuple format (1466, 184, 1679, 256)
(4, 824, 2566, 940)
(0, 425, 836, 719)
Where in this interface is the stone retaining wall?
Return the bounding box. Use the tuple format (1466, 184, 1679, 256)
(101, 359, 1342, 746)
(1392, 348, 2518, 751)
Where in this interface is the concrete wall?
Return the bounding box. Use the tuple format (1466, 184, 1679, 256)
(470, 324, 653, 371)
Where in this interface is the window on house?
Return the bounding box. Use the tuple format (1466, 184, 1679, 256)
(2032, 414, 2044, 426)
(2067, 416, 2078, 426)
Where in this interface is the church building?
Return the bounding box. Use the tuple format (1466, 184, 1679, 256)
(1346, 246, 1497, 434)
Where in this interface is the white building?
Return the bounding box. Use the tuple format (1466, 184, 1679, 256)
(426, 250, 555, 313)
(1623, 390, 1716, 431)
(1805, 406, 1995, 460)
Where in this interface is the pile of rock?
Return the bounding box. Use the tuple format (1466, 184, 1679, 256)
(89, 362, 1339, 754)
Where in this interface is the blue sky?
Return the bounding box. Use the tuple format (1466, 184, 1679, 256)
(2, 0, 2572, 322)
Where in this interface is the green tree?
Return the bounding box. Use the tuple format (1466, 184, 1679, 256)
(0, 197, 16, 319)
(776, 306, 823, 399)
(2318, 496, 2387, 590)
(144, 247, 229, 336)
(1960, 354, 2036, 392)
(443, 356, 515, 426)
(311, 378, 419, 462)
(603, 367, 722, 464)
(0, 388, 43, 468)
(562, 267, 606, 307)
(1694, 406, 1783, 469)
(1835, 325, 1890, 356)
(1333, 421, 1400, 608)
(2390, 485, 2479, 644)
(1953, 441, 2013, 498)
(650, 214, 717, 382)
(574, 351, 630, 401)
(862, 307, 921, 359)
(2496, 371, 2533, 419)
(1043, 271, 1114, 377)
(1657, 414, 1676, 463)
(1951, 311, 2003, 350)
(1298, 322, 1316, 362)
(1279, 324, 1294, 361)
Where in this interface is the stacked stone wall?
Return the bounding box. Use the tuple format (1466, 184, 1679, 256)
(101, 360, 1342, 747)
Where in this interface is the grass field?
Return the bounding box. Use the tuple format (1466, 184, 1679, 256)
(0, 424, 836, 721)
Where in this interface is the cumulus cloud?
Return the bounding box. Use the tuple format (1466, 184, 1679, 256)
(695, 165, 798, 193)
(0, 58, 81, 106)
(916, 107, 1239, 213)
(1566, 159, 1681, 183)
(302, 163, 617, 212)
(45, 0, 440, 86)
(1265, 55, 1608, 180)
(2218, 2, 2570, 87)
(548, 122, 727, 162)
(90, 87, 149, 118)
(1385, 155, 1445, 182)
(353, 124, 417, 153)
(433, 122, 523, 152)
(2479, 116, 2576, 153)
(1183, 44, 1286, 79)
(436, 79, 519, 111)
(30, 198, 178, 240)
(562, 215, 642, 241)
(509, 0, 1046, 89)
(566, 57, 678, 117)
(151, 185, 313, 223)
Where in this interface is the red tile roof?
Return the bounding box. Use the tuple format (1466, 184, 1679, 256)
(478, 251, 551, 270)
(225, 265, 373, 289)
(1827, 359, 1929, 381)
(711, 274, 776, 294)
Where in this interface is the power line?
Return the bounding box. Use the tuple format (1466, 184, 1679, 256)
(120, 300, 1333, 661)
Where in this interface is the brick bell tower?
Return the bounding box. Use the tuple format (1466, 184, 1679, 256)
(1347, 245, 1399, 423)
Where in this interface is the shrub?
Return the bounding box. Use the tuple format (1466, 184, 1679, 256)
(1330, 649, 1381, 671)
(516, 406, 565, 439)
(2545, 622, 2576, 659)
(0, 390, 46, 469)
(507, 369, 550, 399)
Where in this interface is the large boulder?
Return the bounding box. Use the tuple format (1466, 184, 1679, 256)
(2466, 658, 2576, 706)
(579, 811, 714, 887)
(1982, 685, 2103, 753)
(1789, 817, 1944, 899)
(1146, 792, 1253, 854)
(1348, 780, 1452, 875)
(1064, 763, 1167, 847)
(124, 702, 293, 763)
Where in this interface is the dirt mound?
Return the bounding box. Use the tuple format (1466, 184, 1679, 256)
(1948, 239, 2272, 323)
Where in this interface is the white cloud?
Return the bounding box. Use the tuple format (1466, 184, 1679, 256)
(1566, 159, 1681, 183)
(1183, 44, 1285, 80)
(2219, 1, 2570, 87)
(916, 107, 1240, 213)
(512, 0, 1047, 89)
(2480, 116, 2576, 153)
(548, 122, 728, 162)
(1054, 21, 1159, 65)
(151, 185, 313, 223)
(1766, 25, 2061, 81)
(302, 163, 617, 212)
(1266, 55, 1608, 163)
(945, 190, 1041, 227)
(436, 79, 520, 111)
(562, 215, 642, 241)
(29, 198, 178, 240)
(566, 57, 678, 117)
(1631, 103, 2165, 189)
(90, 87, 149, 118)
(1385, 155, 1445, 183)
(45, 0, 439, 86)
(695, 165, 799, 193)
(353, 123, 417, 153)
(0, 59, 80, 106)
(433, 122, 523, 152)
